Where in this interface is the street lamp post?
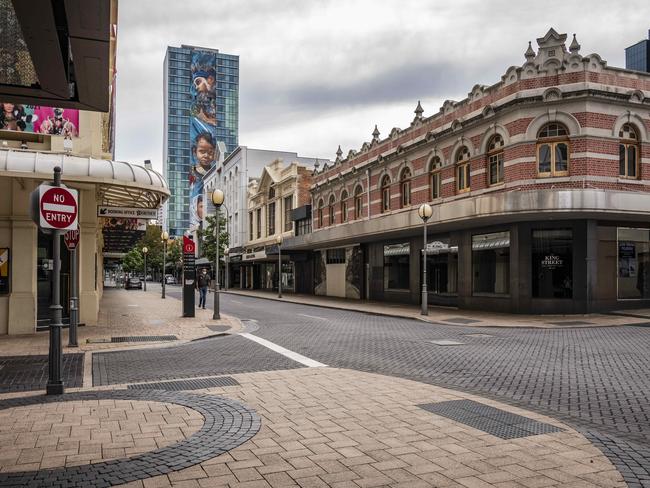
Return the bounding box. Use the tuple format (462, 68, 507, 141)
(161, 231, 169, 299)
(224, 247, 229, 291)
(276, 235, 283, 298)
(211, 189, 224, 320)
(418, 204, 433, 316)
(142, 246, 148, 292)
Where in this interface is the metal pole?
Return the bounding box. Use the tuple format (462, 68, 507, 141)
(213, 206, 220, 319)
(68, 247, 78, 347)
(421, 217, 428, 316)
(162, 240, 166, 299)
(225, 255, 229, 291)
(278, 244, 282, 298)
(47, 167, 64, 395)
(143, 252, 147, 291)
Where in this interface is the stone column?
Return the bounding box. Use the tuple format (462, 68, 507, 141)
(78, 187, 99, 326)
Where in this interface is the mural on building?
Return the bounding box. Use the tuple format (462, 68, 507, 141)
(314, 250, 326, 295)
(345, 246, 363, 299)
(189, 51, 218, 229)
(0, 103, 79, 136)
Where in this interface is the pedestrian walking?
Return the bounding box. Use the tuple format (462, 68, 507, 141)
(197, 268, 210, 309)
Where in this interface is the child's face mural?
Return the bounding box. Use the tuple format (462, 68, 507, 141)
(3, 103, 14, 113)
(197, 200, 204, 219)
(195, 139, 215, 169)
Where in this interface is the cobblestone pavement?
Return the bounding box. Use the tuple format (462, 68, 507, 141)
(0, 354, 84, 393)
(210, 294, 650, 487)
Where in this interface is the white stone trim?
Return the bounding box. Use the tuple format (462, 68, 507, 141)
(470, 168, 486, 176)
(504, 157, 536, 167)
(442, 177, 455, 185)
(571, 152, 619, 161)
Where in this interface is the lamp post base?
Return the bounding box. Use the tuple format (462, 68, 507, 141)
(421, 288, 428, 316)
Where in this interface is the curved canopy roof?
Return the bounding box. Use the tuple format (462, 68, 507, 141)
(0, 149, 169, 208)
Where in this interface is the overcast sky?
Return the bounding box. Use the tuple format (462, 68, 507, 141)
(114, 0, 649, 172)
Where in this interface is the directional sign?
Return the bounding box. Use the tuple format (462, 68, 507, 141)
(39, 186, 78, 231)
(183, 236, 196, 254)
(64, 229, 80, 250)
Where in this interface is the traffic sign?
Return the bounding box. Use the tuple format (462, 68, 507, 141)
(39, 185, 78, 231)
(64, 229, 80, 250)
(183, 235, 196, 254)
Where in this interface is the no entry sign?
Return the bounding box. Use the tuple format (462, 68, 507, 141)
(39, 186, 78, 231)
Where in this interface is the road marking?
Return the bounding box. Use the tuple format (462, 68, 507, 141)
(240, 333, 327, 368)
(231, 300, 243, 304)
(298, 313, 327, 320)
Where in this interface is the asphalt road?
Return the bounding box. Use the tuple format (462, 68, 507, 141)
(102, 289, 650, 486)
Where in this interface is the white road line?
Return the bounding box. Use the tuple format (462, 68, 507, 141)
(240, 333, 327, 368)
(298, 313, 327, 320)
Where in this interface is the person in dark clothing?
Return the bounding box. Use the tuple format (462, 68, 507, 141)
(196, 268, 210, 309)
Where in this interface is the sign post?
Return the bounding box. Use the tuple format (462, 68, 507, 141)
(30, 167, 78, 395)
(182, 235, 196, 317)
(64, 229, 80, 347)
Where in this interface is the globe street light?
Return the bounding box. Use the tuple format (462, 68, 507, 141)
(211, 189, 225, 320)
(142, 246, 149, 292)
(161, 231, 169, 299)
(418, 204, 433, 315)
(276, 234, 283, 298)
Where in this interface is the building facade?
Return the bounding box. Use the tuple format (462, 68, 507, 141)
(284, 29, 650, 314)
(233, 159, 313, 291)
(163, 45, 239, 236)
(202, 147, 322, 284)
(625, 30, 650, 73)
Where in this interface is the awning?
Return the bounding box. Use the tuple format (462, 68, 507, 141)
(472, 237, 510, 250)
(0, 149, 169, 208)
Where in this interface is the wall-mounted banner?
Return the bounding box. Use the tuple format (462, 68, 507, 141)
(97, 206, 158, 219)
(0, 103, 79, 136)
(0, 248, 9, 294)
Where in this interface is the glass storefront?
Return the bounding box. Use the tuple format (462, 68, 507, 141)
(617, 227, 650, 299)
(281, 262, 294, 292)
(532, 229, 573, 298)
(425, 239, 458, 294)
(472, 231, 510, 294)
(384, 243, 410, 290)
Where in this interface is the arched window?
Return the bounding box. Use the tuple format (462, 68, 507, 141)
(487, 134, 504, 185)
(380, 175, 391, 212)
(268, 186, 275, 199)
(619, 123, 639, 179)
(340, 190, 349, 223)
(537, 123, 569, 177)
(328, 194, 336, 225)
(317, 199, 324, 228)
(429, 156, 442, 200)
(456, 146, 471, 192)
(354, 185, 363, 219)
(400, 168, 412, 207)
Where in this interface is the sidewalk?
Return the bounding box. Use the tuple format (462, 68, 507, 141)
(224, 289, 649, 329)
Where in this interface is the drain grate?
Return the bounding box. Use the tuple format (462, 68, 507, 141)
(442, 317, 481, 324)
(111, 335, 178, 343)
(418, 400, 562, 439)
(128, 376, 240, 391)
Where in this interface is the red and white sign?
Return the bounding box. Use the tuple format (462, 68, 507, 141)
(39, 186, 78, 231)
(183, 235, 196, 254)
(64, 229, 80, 250)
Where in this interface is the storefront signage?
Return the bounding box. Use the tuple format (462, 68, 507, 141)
(97, 206, 158, 219)
(541, 254, 563, 269)
(0, 248, 9, 294)
(243, 250, 267, 261)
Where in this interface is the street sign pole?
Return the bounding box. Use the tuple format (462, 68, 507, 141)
(47, 167, 64, 395)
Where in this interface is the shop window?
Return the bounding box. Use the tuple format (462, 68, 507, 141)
(487, 134, 504, 185)
(430, 156, 442, 200)
(617, 228, 650, 299)
(425, 239, 458, 294)
(400, 168, 411, 207)
(354, 185, 363, 219)
(383, 243, 410, 290)
(267, 202, 275, 235)
(456, 146, 471, 193)
(619, 123, 639, 179)
(537, 123, 569, 177)
(381, 175, 391, 212)
(284, 195, 293, 232)
(328, 194, 336, 225)
(326, 248, 346, 264)
(340, 190, 348, 223)
(472, 231, 510, 294)
(532, 229, 573, 298)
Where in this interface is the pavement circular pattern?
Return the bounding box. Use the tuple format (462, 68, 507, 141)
(0, 389, 260, 487)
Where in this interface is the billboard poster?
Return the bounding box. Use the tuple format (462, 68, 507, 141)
(0, 248, 8, 295)
(188, 51, 218, 229)
(0, 102, 79, 136)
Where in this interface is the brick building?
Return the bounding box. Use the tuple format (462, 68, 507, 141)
(284, 28, 650, 313)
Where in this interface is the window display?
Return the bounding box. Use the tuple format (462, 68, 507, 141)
(532, 229, 573, 298)
(617, 228, 650, 299)
(384, 243, 410, 290)
(472, 232, 510, 294)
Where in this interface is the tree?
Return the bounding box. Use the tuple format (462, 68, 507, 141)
(166, 238, 182, 278)
(122, 248, 143, 274)
(197, 214, 229, 265)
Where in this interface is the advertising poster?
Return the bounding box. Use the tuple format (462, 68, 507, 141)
(0, 248, 8, 294)
(188, 51, 219, 229)
(0, 102, 79, 136)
